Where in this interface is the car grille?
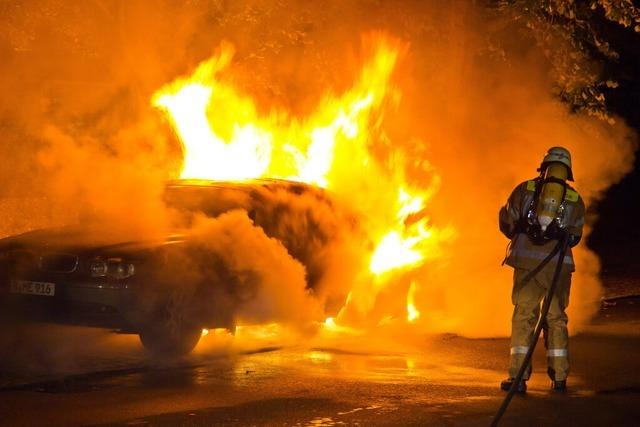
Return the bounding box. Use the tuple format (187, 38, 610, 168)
(39, 253, 79, 273)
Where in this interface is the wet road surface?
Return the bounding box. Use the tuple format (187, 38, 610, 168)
(1, 297, 639, 426)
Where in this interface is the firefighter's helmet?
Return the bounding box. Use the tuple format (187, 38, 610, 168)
(540, 146, 573, 181)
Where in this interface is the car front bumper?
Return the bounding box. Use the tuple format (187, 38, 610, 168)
(0, 276, 140, 331)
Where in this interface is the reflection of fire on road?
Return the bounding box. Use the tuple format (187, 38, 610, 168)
(152, 37, 454, 328)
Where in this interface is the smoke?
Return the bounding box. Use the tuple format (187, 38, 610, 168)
(155, 181, 363, 329)
(161, 210, 318, 327)
(0, 0, 636, 345)
(392, 12, 637, 335)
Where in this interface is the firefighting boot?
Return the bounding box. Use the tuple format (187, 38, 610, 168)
(500, 378, 527, 393)
(551, 380, 567, 392)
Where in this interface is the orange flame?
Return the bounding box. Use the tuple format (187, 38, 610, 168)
(407, 281, 420, 322)
(153, 37, 453, 325)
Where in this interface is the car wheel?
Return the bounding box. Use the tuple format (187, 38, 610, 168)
(138, 295, 202, 357)
(139, 322, 202, 357)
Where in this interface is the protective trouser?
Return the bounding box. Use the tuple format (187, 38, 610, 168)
(509, 266, 571, 381)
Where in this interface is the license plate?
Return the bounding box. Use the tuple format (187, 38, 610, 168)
(10, 280, 56, 297)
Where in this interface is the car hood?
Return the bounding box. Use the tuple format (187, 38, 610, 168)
(0, 226, 186, 256)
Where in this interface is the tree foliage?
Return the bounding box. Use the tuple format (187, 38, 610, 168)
(491, 0, 640, 122)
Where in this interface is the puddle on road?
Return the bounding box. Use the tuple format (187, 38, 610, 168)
(299, 405, 385, 427)
(3, 345, 501, 398)
(2, 323, 503, 403)
(337, 405, 381, 415)
(303, 417, 341, 426)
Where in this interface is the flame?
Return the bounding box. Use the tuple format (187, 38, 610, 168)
(370, 188, 435, 275)
(153, 37, 453, 325)
(306, 351, 333, 363)
(322, 316, 362, 335)
(325, 317, 337, 329)
(407, 281, 420, 322)
(152, 41, 394, 187)
(152, 45, 273, 181)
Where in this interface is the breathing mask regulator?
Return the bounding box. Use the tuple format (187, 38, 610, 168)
(522, 147, 573, 245)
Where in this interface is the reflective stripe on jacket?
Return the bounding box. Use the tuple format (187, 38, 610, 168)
(498, 179, 585, 271)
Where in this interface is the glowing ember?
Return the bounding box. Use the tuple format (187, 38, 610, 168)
(153, 37, 452, 325)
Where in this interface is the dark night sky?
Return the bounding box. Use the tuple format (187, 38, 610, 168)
(588, 18, 640, 274)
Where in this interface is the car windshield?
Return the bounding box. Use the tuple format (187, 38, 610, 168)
(163, 184, 253, 220)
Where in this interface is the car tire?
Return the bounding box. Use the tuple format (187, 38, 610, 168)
(138, 294, 203, 357)
(138, 321, 202, 357)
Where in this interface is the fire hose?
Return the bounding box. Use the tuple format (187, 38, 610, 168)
(490, 233, 571, 427)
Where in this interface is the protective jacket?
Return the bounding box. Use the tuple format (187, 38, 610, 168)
(499, 178, 585, 271)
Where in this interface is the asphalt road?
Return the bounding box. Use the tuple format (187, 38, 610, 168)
(0, 296, 639, 427)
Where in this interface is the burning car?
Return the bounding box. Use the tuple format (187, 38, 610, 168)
(0, 179, 348, 356)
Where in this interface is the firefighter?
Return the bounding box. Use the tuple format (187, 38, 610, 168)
(498, 146, 585, 393)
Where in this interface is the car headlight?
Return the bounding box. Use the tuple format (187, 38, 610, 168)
(90, 258, 135, 279)
(109, 261, 135, 280)
(89, 260, 108, 277)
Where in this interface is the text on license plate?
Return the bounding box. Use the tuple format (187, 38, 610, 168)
(10, 280, 56, 297)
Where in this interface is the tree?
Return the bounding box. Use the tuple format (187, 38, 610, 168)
(490, 0, 640, 122)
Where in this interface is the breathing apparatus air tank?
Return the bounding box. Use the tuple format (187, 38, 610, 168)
(536, 162, 568, 232)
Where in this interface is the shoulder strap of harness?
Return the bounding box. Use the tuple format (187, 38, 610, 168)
(532, 177, 544, 204)
(565, 188, 579, 203)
